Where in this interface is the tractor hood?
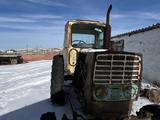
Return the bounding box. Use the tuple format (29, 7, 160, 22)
(80, 48, 108, 53)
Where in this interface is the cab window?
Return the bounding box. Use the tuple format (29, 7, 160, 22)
(72, 33, 95, 48)
(71, 23, 104, 48)
(64, 30, 68, 48)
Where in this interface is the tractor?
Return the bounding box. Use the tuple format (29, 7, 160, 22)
(50, 5, 142, 120)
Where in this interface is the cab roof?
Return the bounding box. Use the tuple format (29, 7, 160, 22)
(65, 20, 105, 28)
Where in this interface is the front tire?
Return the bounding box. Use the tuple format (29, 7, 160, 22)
(50, 55, 65, 105)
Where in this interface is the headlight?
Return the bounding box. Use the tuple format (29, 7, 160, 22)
(94, 85, 108, 99)
(123, 84, 138, 99)
(123, 85, 132, 98)
(69, 49, 78, 66)
(131, 84, 138, 99)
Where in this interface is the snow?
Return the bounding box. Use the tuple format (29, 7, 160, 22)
(81, 48, 107, 53)
(0, 60, 154, 120)
(0, 60, 80, 120)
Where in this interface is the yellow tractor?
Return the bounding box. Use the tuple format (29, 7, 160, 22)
(50, 5, 142, 120)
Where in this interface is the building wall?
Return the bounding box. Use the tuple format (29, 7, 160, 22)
(111, 28, 160, 83)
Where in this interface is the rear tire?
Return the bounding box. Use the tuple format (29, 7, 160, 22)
(50, 55, 65, 106)
(10, 58, 17, 64)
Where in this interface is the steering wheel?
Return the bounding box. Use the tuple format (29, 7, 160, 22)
(72, 40, 87, 47)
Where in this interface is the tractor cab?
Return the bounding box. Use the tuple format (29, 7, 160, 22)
(65, 20, 105, 49)
(63, 20, 107, 74)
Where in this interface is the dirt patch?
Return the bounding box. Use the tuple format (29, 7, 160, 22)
(22, 52, 58, 62)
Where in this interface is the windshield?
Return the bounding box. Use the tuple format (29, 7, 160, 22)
(71, 24, 104, 48)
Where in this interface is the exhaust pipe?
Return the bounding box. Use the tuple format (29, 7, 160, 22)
(103, 4, 112, 49)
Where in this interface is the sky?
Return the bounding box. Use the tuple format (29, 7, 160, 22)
(0, 0, 159, 49)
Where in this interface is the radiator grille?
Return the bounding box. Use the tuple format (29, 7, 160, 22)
(93, 54, 142, 84)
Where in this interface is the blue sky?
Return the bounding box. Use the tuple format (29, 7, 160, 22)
(0, 0, 159, 49)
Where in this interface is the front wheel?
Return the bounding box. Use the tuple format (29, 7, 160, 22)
(50, 55, 65, 106)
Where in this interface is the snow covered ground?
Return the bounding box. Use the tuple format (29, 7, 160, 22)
(0, 60, 154, 120)
(0, 60, 78, 120)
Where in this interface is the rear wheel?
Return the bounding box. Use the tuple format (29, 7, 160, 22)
(50, 55, 65, 106)
(10, 58, 17, 64)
